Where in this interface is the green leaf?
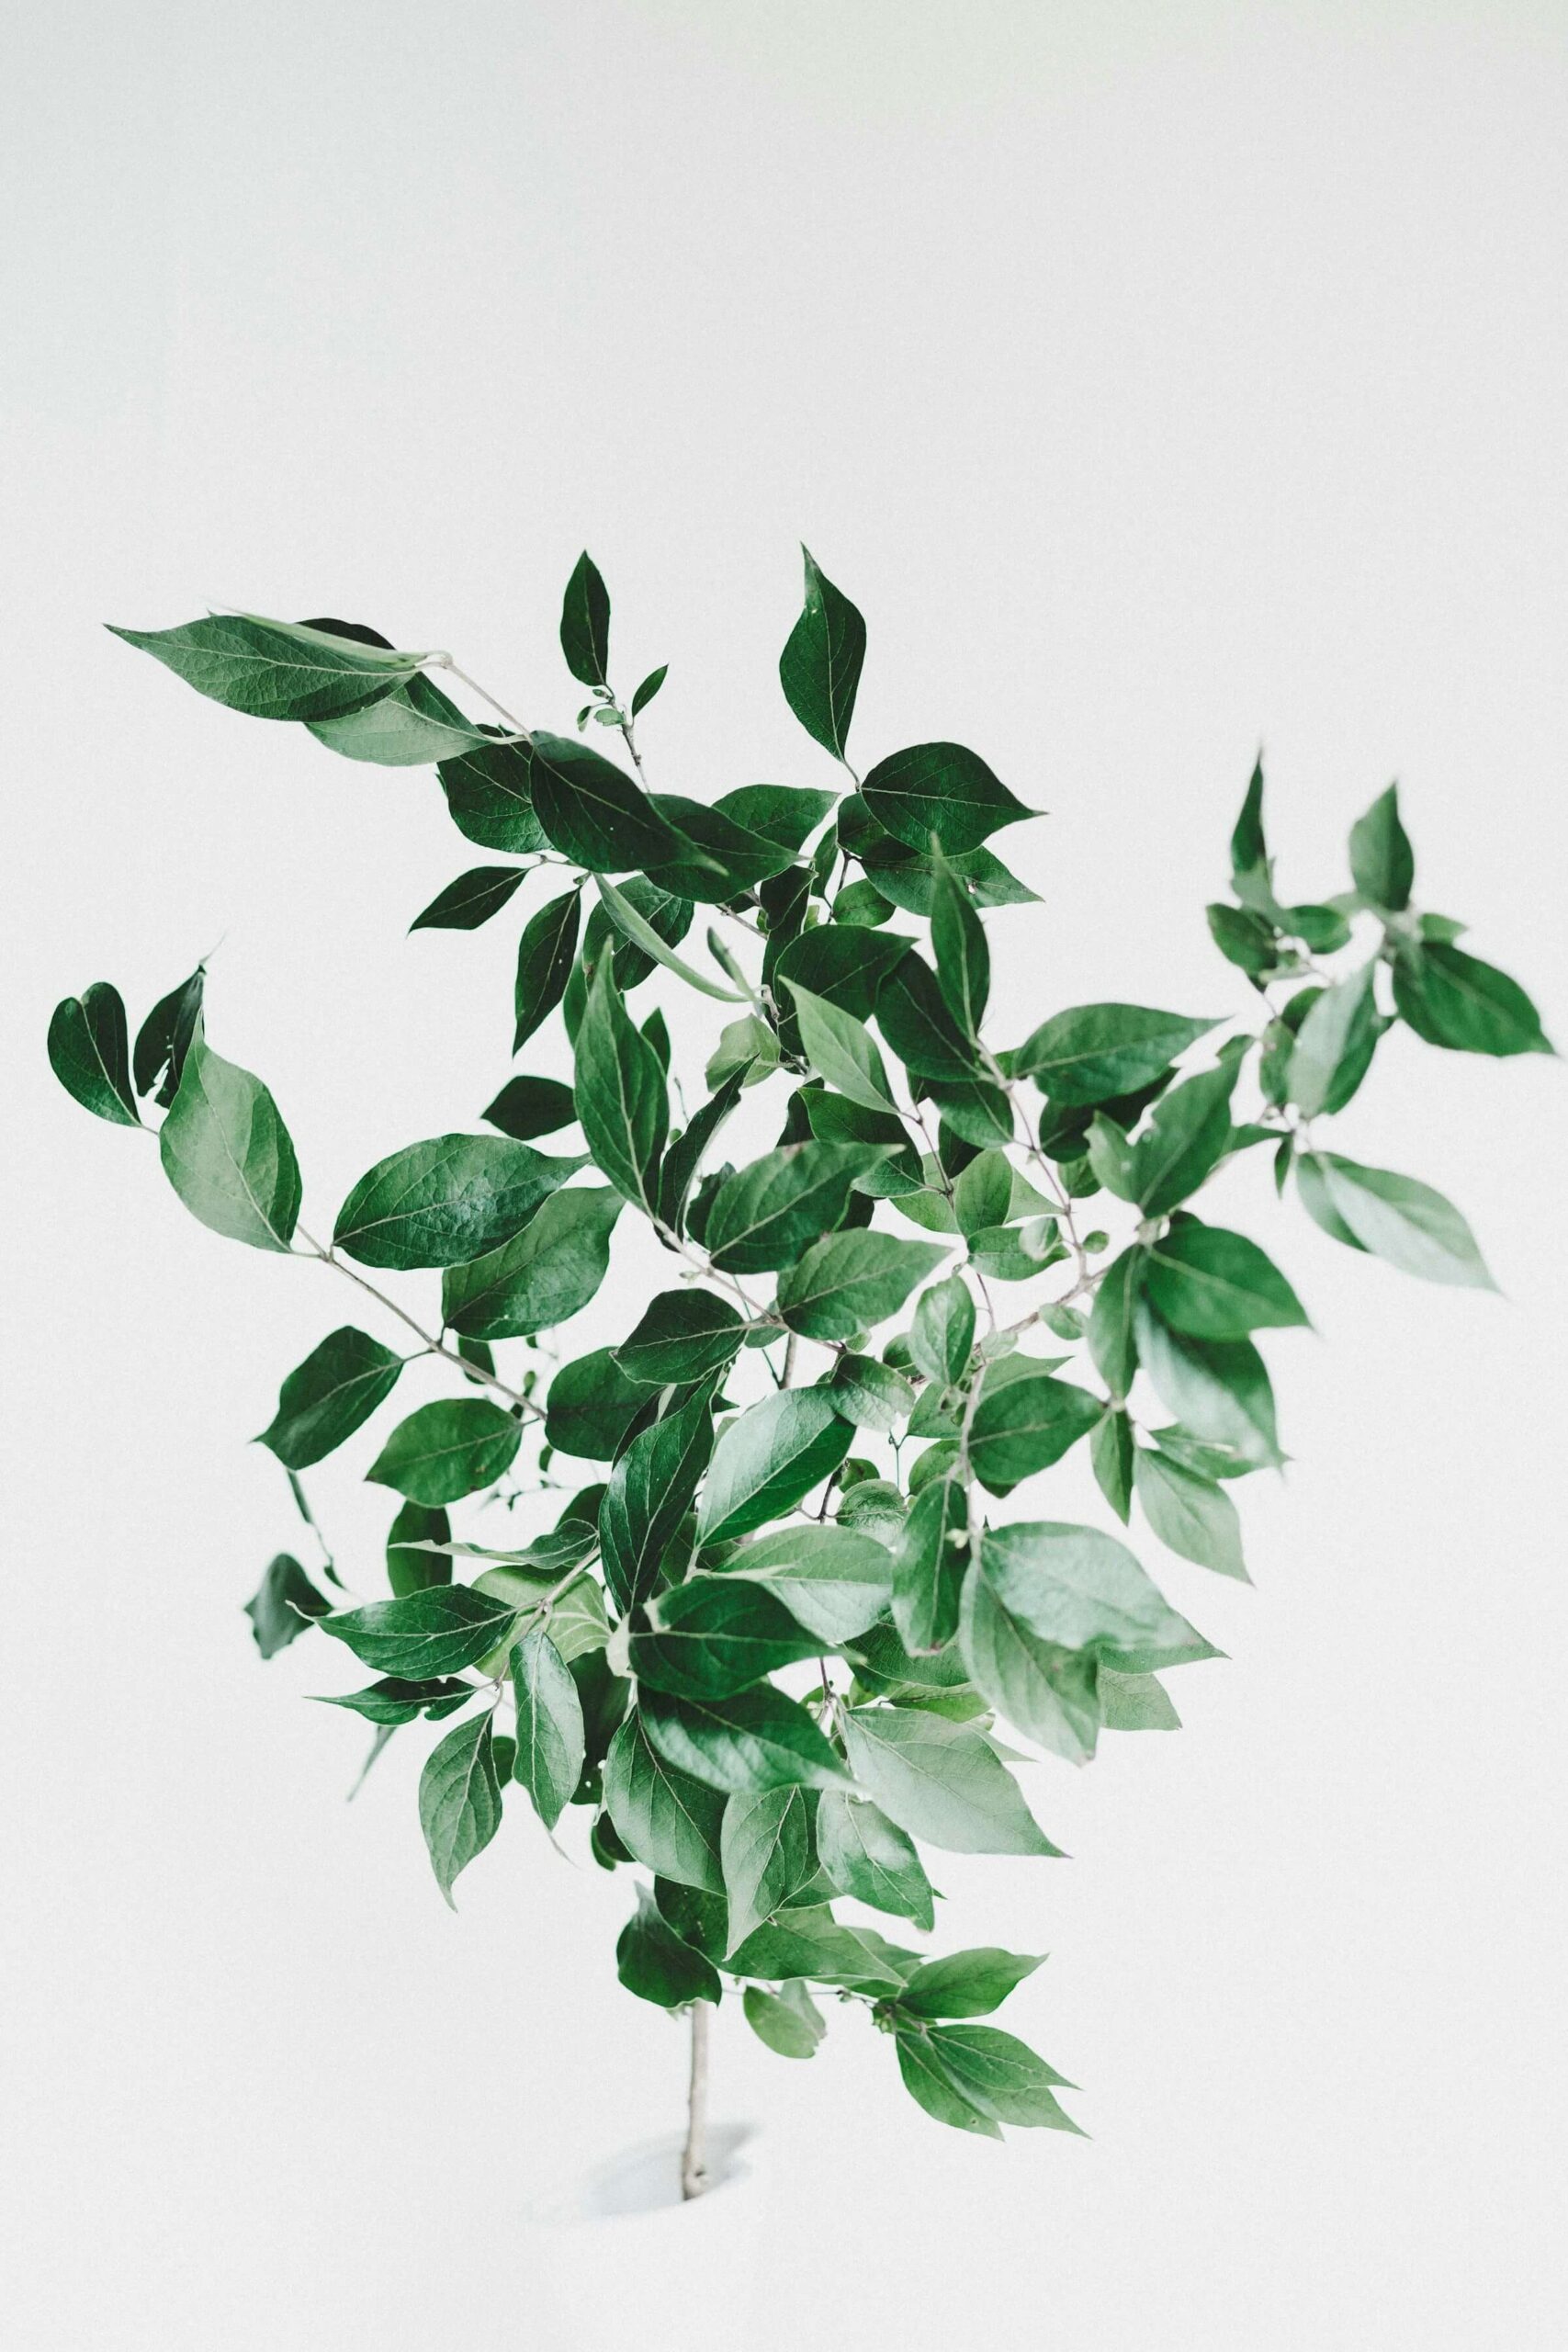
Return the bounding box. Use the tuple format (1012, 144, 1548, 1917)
(1134, 1448, 1247, 1580)
(324, 1583, 520, 1676)
(953, 1150, 1010, 1238)
(1393, 943, 1552, 1058)
(930, 847, 990, 1035)
(896, 2031, 1001, 2136)
(600, 1374, 718, 1611)
(1287, 962, 1379, 1116)
(721, 1786, 816, 1949)
(108, 613, 421, 721)
(614, 1289, 747, 1385)
(1089, 1408, 1135, 1524)
(437, 739, 547, 854)
(840, 1708, 1061, 1856)
(527, 730, 680, 872)
(899, 1947, 1043, 2020)
(1087, 1247, 1143, 1395)
(257, 1326, 403, 1469)
(481, 1075, 578, 1141)
(892, 1475, 969, 1653)
(307, 672, 485, 765)
(814, 1791, 934, 1929)
(631, 664, 668, 718)
(829, 1351, 915, 1432)
(909, 1273, 976, 1386)
(778, 1232, 947, 1340)
(512, 888, 581, 1051)
(978, 1521, 1205, 1667)
(1348, 783, 1414, 911)
(544, 1347, 653, 1460)
(744, 1981, 825, 2058)
(1128, 1059, 1238, 1216)
(788, 985, 897, 1112)
(705, 1143, 866, 1274)
(132, 964, 205, 1107)
(420, 1711, 503, 1907)
(573, 963, 669, 1215)
(469, 1565, 607, 1671)
(709, 1524, 895, 1645)
(923, 2024, 1083, 2132)
(640, 1686, 852, 1795)
(1143, 1221, 1307, 1340)
(409, 865, 526, 934)
(594, 876, 744, 1001)
(695, 1390, 853, 1543)
(1133, 1304, 1283, 1467)
(771, 922, 915, 1021)
(652, 1877, 729, 1962)
(603, 1713, 727, 1892)
(968, 1371, 1102, 1496)
(243, 1553, 333, 1657)
(160, 1026, 300, 1251)
(365, 1397, 522, 1504)
(1011, 1004, 1219, 1104)
(1307, 1153, 1495, 1288)
(510, 1626, 586, 1829)
(877, 951, 982, 1080)
(632, 1577, 821, 1699)
(1229, 757, 1274, 910)
(657, 1073, 750, 1240)
(1100, 1668, 1180, 1731)
(716, 784, 836, 853)
(778, 546, 865, 760)
(334, 1135, 582, 1271)
(861, 835, 1038, 915)
(643, 797, 794, 902)
(441, 1185, 620, 1340)
(1207, 901, 1280, 977)
(386, 1501, 452, 1597)
(958, 1566, 1101, 1764)
(728, 1906, 911, 1990)
(617, 1884, 721, 2007)
(312, 1677, 471, 1725)
(861, 743, 1032, 854)
(48, 982, 140, 1126)
(559, 550, 611, 688)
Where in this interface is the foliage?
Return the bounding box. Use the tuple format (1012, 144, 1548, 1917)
(51, 560, 1551, 2145)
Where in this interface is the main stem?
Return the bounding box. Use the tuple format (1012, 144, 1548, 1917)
(681, 2002, 710, 2200)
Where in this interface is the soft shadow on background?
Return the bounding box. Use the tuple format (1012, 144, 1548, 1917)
(3, 5, 1565, 2347)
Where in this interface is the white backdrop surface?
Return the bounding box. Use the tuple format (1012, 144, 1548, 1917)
(3, 6, 1565, 2347)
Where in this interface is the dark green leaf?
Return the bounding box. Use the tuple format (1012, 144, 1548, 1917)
(481, 1075, 578, 1141)
(411, 865, 526, 934)
(778, 546, 865, 760)
(544, 1347, 653, 1460)
(614, 1289, 747, 1385)
(709, 1524, 894, 1645)
(641, 798, 794, 904)
(512, 889, 581, 1051)
(365, 1397, 522, 1504)
(630, 664, 668, 718)
(1143, 1221, 1306, 1340)
(257, 1326, 403, 1469)
(1287, 963, 1379, 1116)
(511, 1626, 586, 1828)
(604, 1713, 727, 1890)
(420, 1711, 502, 1906)
(1229, 757, 1274, 910)
(841, 1708, 1059, 1856)
(770, 923, 914, 1021)
(324, 1583, 520, 1677)
(909, 1273, 976, 1386)
(437, 739, 547, 854)
(161, 1026, 300, 1250)
(721, 1786, 816, 1949)
(930, 847, 990, 1035)
(573, 963, 668, 1214)
(640, 1686, 852, 1795)
(891, 1475, 969, 1653)
(441, 1185, 621, 1340)
(312, 1676, 471, 1725)
(705, 1143, 866, 1274)
(1089, 1408, 1135, 1523)
(1348, 783, 1414, 911)
(1393, 943, 1552, 1058)
(48, 982, 140, 1126)
(528, 730, 680, 872)
(861, 834, 1039, 915)
(599, 1383, 717, 1612)
(716, 784, 836, 853)
(1207, 901, 1280, 977)
(334, 1135, 582, 1271)
(862, 743, 1032, 855)
(617, 1883, 721, 2007)
(657, 1067, 749, 1234)
(1011, 1004, 1219, 1104)
(829, 1352, 915, 1432)
(695, 1390, 853, 1542)
(968, 1370, 1102, 1495)
(109, 613, 419, 721)
(1128, 1059, 1238, 1216)
(899, 1947, 1043, 2020)
(877, 951, 982, 1080)
(559, 550, 611, 688)
(730, 1908, 908, 1991)
(778, 1231, 947, 1340)
(386, 1501, 452, 1597)
(132, 965, 205, 1106)
(244, 1553, 333, 1657)
(896, 2031, 1001, 2135)
(924, 2024, 1084, 2132)
(633, 1577, 821, 1700)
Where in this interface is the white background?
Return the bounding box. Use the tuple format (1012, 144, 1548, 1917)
(4, 5, 1566, 2346)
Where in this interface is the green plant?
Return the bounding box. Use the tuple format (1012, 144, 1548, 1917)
(51, 555, 1551, 2186)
